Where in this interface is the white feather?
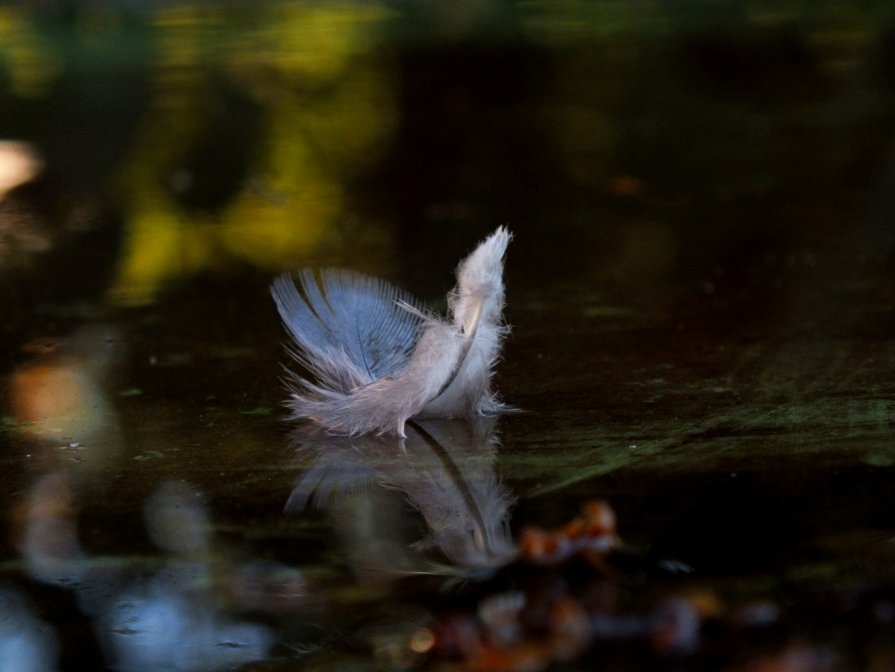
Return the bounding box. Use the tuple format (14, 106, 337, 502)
(271, 226, 512, 436)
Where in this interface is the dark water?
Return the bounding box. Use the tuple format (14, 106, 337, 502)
(2, 2, 895, 670)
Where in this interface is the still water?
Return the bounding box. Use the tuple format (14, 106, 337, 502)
(2, 2, 895, 670)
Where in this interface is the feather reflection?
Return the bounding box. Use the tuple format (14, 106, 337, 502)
(289, 418, 517, 580)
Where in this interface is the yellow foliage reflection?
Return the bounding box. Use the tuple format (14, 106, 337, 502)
(111, 3, 396, 305)
(0, 8, 60, 98)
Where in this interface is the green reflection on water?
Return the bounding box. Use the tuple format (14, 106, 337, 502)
(109, 4, 397, 305)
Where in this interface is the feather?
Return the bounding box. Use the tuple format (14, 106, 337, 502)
(271, 226, 512, 436)
(270, 269, 424, 390)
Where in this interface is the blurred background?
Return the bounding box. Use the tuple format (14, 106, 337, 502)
(2, 1, 895, 670)
(2, 1, 894, 313)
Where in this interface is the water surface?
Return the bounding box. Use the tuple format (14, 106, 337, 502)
(2, 2, 895, 670)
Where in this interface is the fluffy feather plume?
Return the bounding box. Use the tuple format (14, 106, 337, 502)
(271, 226, 512, 436)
